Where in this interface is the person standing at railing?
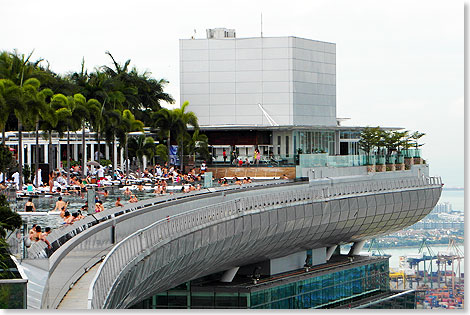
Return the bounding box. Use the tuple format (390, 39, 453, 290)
(254, 149, 261, 165)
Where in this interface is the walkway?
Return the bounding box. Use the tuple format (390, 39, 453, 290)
(57, 262, 101, 309)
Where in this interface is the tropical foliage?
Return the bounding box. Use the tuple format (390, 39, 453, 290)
(0, 49, 208, 182)
(359, 127, 424, 163)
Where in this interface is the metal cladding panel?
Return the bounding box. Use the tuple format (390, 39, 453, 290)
(96, 184, 442, 309)
(313, 203, 322, 216)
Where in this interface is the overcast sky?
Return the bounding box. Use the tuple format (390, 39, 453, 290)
(2, 0, 464, 187)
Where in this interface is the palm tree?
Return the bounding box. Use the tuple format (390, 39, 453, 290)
(116, 109, 144, 178)
(173, 101, 199, 171)
(39, 94, 72, 169)
(51, 93, 90, 184)
(21, 78, 53, 187)
(128, 135, 155, 178)
(0, 51, 42, 190)
(152, 107, 178, 164)
(0, 80, 21, 145)
(72, 94, 101, 178)
(184, 129, 210, 164)
(358, 126, 381, 165)
(103, 51, 174, 124)
(155, 144, 168, 165)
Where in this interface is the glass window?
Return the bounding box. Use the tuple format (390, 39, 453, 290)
(191, 292, 214, 308)
(155, 294, 168, 308)
(215, 292, 239, 308)
(168, 293, 187, 308)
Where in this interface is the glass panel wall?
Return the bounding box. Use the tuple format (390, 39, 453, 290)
(130, 259, 391, 310)
(250, 259, 390, 309)
(294, 130, 335, 155)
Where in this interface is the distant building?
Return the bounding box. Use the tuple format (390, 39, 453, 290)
(433, 202, 452, 213)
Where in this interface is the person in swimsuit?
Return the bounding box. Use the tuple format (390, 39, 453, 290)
(29, 224, 37, 240)
(32, 226, 51, 249)
(115, 197, 123, 207)
(129, 195, 138, 203)
(25, 197, 36, 212)
(44, 227, 52, 236)
(63, 211, 74, 224)
(53, 196, 68, 212)
(76, 210, 85, 220)
(49, 171, 54, 193)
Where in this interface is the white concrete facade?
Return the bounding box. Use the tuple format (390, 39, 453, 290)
(180, 35, 336, 126)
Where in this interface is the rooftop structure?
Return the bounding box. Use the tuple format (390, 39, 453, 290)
(180, 28, 336, 126)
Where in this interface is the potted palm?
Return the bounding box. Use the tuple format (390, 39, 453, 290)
(358, 127, 381, 173)
(410, 131, 425, 165)
(375, 129, 386, 172)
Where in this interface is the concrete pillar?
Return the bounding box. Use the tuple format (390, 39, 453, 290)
(326, 245, 338, 261)
(83, 140, 87, 163)
(335, 130, 340, 155)
(348, 240, 366, 256)
(105, 144, 110, 160)
(57, 142, 61, 169)
(113, 138, 118, 169)
(44, 143, 48, 165)
(74, 143, 79, 162)
(90, 143, 94, 161)
(220, 267, 239, 283)
(120, 147, 124, 170)
(143, 155, 147, 171)
(27, 144, 31, 166)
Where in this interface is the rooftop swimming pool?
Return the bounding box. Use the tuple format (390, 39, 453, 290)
(12, 184, 204, 231)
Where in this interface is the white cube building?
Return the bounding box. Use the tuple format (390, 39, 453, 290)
(180, 29, 336, 126)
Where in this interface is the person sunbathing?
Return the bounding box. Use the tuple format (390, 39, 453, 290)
(95, 200, 104, 213)
(63, 211, 74, 224)
(129, 195, 138, 203)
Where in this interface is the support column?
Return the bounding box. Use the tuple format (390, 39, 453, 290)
(74, 143, 79, 162)
(143, 156, 147, 171)
(27, 144, 32, 166)
(83, 141, 87, 163)
(57, 142, 61, 170)
(335, 130, 340, 155)
(348, 240, 366, 256)
(44, 143, 48, 166)
(90, 143, 95, 161)
(326, 245, 338, 261)
(105, 144, 110, 160)
(120, 147, 124, 170)
(20, 144, 24, 167)
(220, 267, 239, 283)
(113, 139, 118, 170)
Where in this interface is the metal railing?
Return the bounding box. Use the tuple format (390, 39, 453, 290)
(26, 179, 292, 259)
(88, 176, 442, 309)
